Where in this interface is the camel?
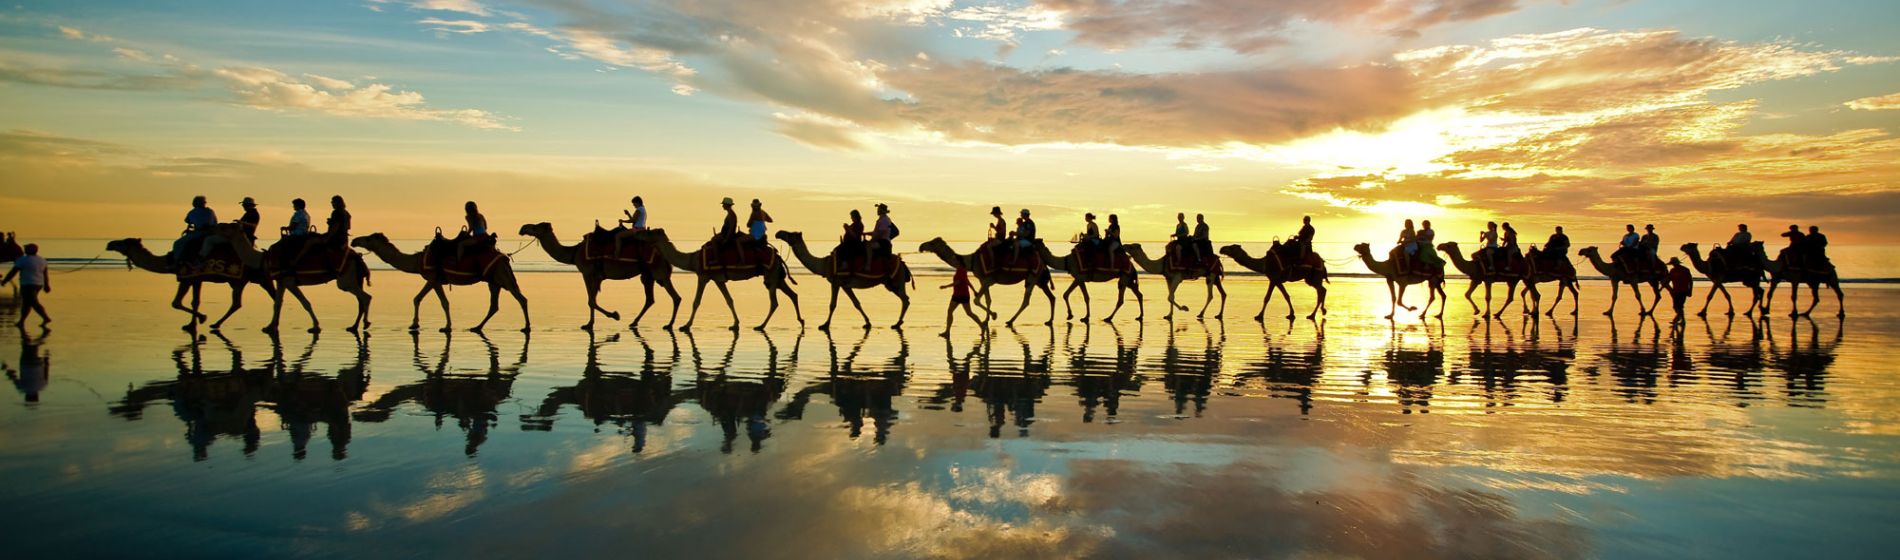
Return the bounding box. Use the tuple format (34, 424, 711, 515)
(644, 232, 802, 331)
(1759, 248, 1844, 318)
(1518, 250, 1581, 317)
(919, 237, 1055, 327)
(776, 231, 912, 331)
(1035, 242, 1142, 322)
(1353, 242, 1447, 320)
(518, 222, 682, 330)
(1578, 246, 1663, 317)
(1124, 244, 1226, 321)
(261, 242, 373, 335)
(1219, 243, 1327, 321)
(106, 227, 274, 331)
(351, 233, 530, 333)
(1679, 242, 1763, 318)
(1438, 242, 1523, 320)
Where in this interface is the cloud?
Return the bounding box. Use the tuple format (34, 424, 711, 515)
(370, 0, 491, 16)
(418, 17, 491, 34)
(57, 25, 113, 42)
(1844, 92, 1900, 111)
(7, 24, 514, 131)
(213, 66, 516, 130)
(772, 111, 879, 151)
(1034, 0, 1526, 53)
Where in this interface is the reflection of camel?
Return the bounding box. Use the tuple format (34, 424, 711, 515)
(1158, 324, 1223, 418)
(111, 333, 270, 460)
(777, 231, 912, 330)
(107, 230, 274, 331)
(262, 244, 372, 335)
(1065, 323, 1144, 423)
(919, 237, 1054, 327)
(1579, 246, 1662, 317)
(1680, 243, 1763, 318)
(1768, 317, 1841, 407)
(1439, 242, 1521, 319)
(1377, 327, 1443, 414)
(1459, 320, 1571, 409)
(783, 329, 911, 443)
(353, 333, 526, 456)
(518, 223, 682, 330)
(1759, 249, 1845, 318)
(264, 333, 369, 460)
(1601, 320, 1667, 404)
(646, 232, 802, 331)
(522, 331, 682, 453)
(1219, 244, 1327, 321)
(1124, 243, 1226, 321)
(973, 327, 1053, 438)
(1035, 242, 1142, 322)
(352, 233, 530, 333)
(1235, 322, 1323, 415)
(1354, 243, 1446, 320)
(687, 330, 787, 453)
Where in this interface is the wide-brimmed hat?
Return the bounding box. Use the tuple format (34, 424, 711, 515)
(1019, 208, 1030, 216)
(241, 197, 256, 206)
(875, 203, 889, 212)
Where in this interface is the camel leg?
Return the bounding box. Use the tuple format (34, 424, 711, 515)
(1006, 283, 1034, 326)
(1801, 283, 1821, 317)
(820, 283, 841, 331)
(631, 277, 656, 328)
(1761, 280, 1778, 315)
(661, 274, 683, 330)
(1830, 282, 1845, 318)
(1165, 280, 1183, 321)
(1604, 281, 1620, 316)
(1384, 281, 1399, 320)
(781, 276, 803, 326)
(1205, 279, 1225, 319)
(711, 281, 740, 331)
(264, 282, 287, 334)
(471, 283, 502, 333)
(433, 285, 452, 332)
(891, 281, 909, 329)
(843, 287, 871, 329)
(1463, 281, 1481, 315)
(1062, 278, 1080, 320)
(288, 284, 318, 333)
(681, 277, 711, 330)
(1431, 282, 1447, 320)
(1567, 281, 1580, 316)
(171, 282, 204, 329)
(1310, 280, 1326, 319)
(580, 276, 603, 330)
(1744, 284, 1761, 317)
(1645, 282, 1663, 316)
(408, 284, 428, 331)
(1105, 281, 1126, 322)
(510, 283, 530, 333)
(1719, 283, 1736, 316)
(210, 283, 246, 331)
(1482, 282, 1495, 320)
(1254, 282, 1276, 322)
(1697, 283, 1719, 317)
(1072, 280, 1091, 322)
(350, 284, 371, 333)
(1041, 278, 1057, 326)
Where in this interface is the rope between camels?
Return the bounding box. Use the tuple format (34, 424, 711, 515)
(504, 237, 539, 258)
(50, 253, 116, 274)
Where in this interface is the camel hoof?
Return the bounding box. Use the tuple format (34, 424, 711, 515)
(730, 325, 742, 332)
(1837, 312, 1846, 318)
(938, 331, 950, 338)
(308, 327, 321, 334)
(520, 327, 531, 333)
(892, 322, 904, 330)
(467, 327, 483, 334)
(605, 312, 621, 321)
(818, 323, 831, 331)
(862, 323, 873, 330)
(262, 326, 278, 335)
(345, 325, 360, 334)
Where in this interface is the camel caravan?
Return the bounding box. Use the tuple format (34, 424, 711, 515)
(87, 194, 1849, 334)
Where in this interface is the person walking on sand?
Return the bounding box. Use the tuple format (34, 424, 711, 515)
(941, 265, 987, 337)
(1668, 257, 1693, 323)
(2, 243, 51, 327)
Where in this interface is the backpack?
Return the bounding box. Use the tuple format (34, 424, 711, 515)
(889, 222, 901, 239)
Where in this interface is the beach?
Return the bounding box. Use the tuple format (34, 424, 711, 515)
(2, 269, 1897, 557)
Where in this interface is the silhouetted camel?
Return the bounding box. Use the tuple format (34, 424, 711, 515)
(918, 237, 1055, 327)
(1354, 242, 1446, 320)
(1124, 243, 1226, 321)
(518, 222, 681, 330)
(1036, 241, 1142, 322)
(1220, 243, 1326, 321)
(352, 233, 529, 333)
(777, 230, 911, 330)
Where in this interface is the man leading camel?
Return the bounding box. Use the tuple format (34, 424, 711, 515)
(1, 243, 50, 327)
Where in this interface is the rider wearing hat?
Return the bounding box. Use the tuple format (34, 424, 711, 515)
(238, 197, 261, 242)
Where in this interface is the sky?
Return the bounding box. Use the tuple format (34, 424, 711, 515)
(3, 0, 1898, 247)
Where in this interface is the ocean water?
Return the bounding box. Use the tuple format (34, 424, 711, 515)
(0, 269, 1896, 558)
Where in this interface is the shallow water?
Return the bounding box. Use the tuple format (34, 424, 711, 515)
(2, 270, 1897, 558)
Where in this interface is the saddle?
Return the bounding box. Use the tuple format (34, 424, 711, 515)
(1528, 249, 1575, 277)
(831, 252, 903, 279)
(1708, 244, 1763, 277)
(1270, 242, 1322, 270)
(174, 234, 247, 281)
(698, 238, 777, 271)
(422, 234, 503, 281)
(1073, 243, 1132, 273)
(981, 240, 1044, 273)
(1164, 240, 1218, 272)
(1612, 247, 1663, 276)
(1474, 247, 1526, 277)
(579, 226, 661, 264)
(264, 239, 361, 280)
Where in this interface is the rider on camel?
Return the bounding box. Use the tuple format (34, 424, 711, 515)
(1640, 224, 1661, 272)
(1294, 216, 1316, 264)
(1805, 225, 1830, 270)
(989, 207, 1008, 247)
(841, 209, 867, 268)
(1618, 224, 1642, 275)
(867, 203, 895, 272)
(1480, 221, 1500, 274)
(1013, 209, 1036, 262)
(1715, 223, 1751, 269)
(1104, 214, 1122, 257)
(715, 197, 741, 262)
(1396, 219, 1417, 274)
(172, 195, 219, 265)
(238, 197, 261, 242)
(1418, 220, 1439, 268)
(1192, 214, 1212, 266)
(1541, 225, 1569, 263)
(1171, 213, 1197, 264)
(612, 195, 648, 256)
(456, 201, 490, 262)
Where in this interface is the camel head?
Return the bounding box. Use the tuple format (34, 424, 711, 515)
(518, 222, 552, 237)
(350, 233, 390, 250)
(1578, 246, 1601, 260)
(918, 237, 950, 254)
(1680, 242, 1699, 257)
(1218, 244, 1245, 259)
(105, 238, 145, 253)
(773, 230, 803, 245)
(1352, 242, 1372, 255)
(1437, 241, 1458, 254)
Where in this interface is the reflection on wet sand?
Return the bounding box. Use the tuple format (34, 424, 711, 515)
(521, 332, 683, 453)
(1063, 323, 1144, 423)
(690, 330, 788, 453)
(974, 328, 1054, 438)
(353, 333, 527, 456)
(110, 333, 368, 460)
(5, 329, 50, 404)
(1233, 319, 1323, 415)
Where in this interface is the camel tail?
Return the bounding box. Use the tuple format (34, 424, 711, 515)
(781, 258, 798, 286)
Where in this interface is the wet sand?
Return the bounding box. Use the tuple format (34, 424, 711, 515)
(2, 270, 1897, 558)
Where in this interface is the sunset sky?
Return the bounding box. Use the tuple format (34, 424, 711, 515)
(3, 0, 1898, 247)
